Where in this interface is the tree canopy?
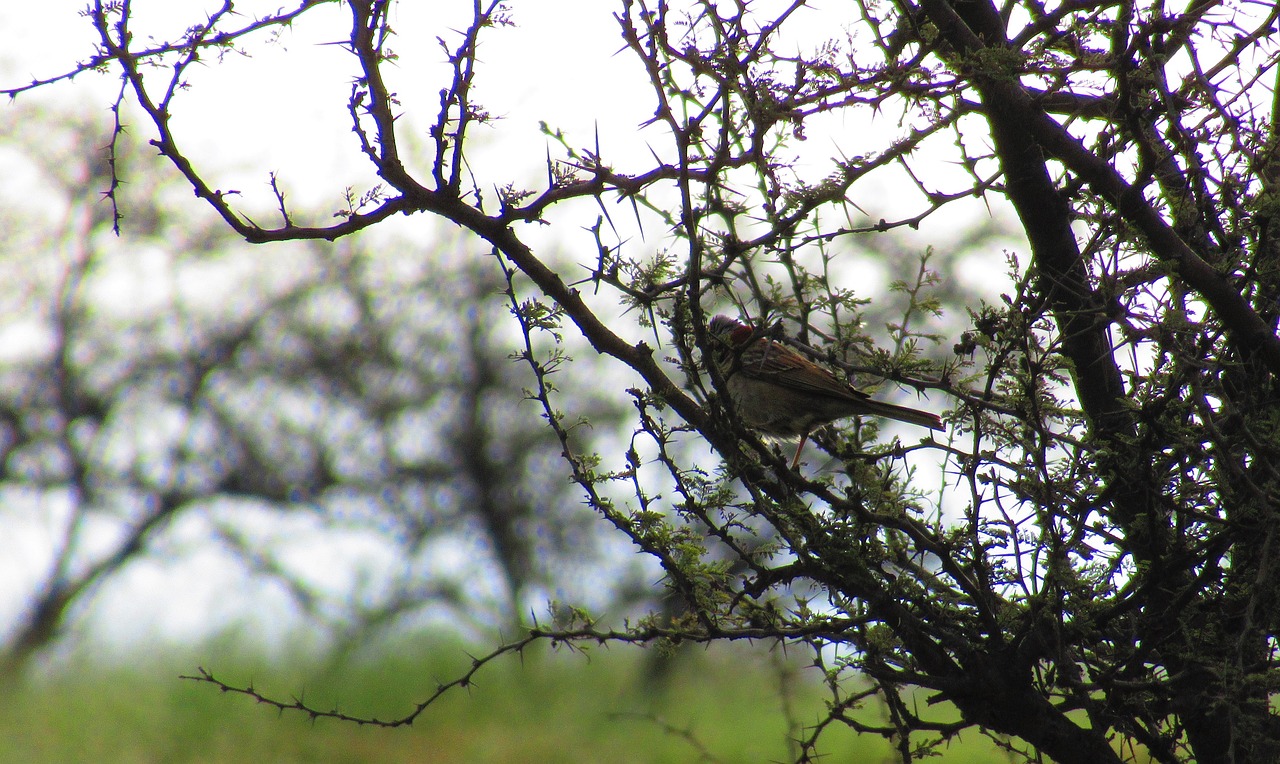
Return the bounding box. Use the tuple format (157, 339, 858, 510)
(6, 0, 1280, 762)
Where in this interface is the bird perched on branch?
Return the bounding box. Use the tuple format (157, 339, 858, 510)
(706, 315, 943, 468)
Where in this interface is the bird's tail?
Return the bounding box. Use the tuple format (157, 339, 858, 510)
(860, 398, 944, 431)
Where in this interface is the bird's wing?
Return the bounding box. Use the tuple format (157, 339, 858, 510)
(744, 339, 944, 431)
(747, 340, 869, 401)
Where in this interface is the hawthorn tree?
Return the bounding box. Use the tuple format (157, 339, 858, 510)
(7, 0, 1280, 762)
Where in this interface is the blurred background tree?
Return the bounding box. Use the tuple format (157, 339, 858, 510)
(0, 105, 638, 676)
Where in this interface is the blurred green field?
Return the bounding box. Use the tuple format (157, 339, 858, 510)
(0, 636, 1007, 763)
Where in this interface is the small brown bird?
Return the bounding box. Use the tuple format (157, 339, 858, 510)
(707, 315, 943, 468)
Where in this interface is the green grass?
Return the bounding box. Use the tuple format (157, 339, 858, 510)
(0, 636, 1007, 763)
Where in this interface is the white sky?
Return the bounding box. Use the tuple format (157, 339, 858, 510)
(3, 1, 656, 210)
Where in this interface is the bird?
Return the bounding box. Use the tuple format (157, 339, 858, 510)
(706, 314, 943, 468)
